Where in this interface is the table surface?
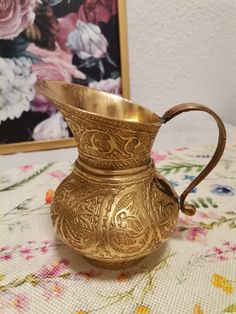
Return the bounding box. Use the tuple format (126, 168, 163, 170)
(1, 143, 236, 314)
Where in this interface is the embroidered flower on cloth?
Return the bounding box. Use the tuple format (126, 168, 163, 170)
(45, 189, 55, 204)
(210, 184, 235, 196)
(193, 303, 204, 314)
(211, 274, 234, 294)
(135, 305, 150, 314)
(186, 227, 207, 242)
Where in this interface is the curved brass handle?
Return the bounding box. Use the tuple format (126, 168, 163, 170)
(161, 103, 226, 216)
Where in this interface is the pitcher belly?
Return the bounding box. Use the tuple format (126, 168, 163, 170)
(51, 162, 179, 268)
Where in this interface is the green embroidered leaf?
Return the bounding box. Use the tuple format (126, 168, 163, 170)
(0, 162, 54, 192)
(178, 226, 188, 232)
(158, 163, 204, 176)
(225, 211, 236, 215)
(229, 220, 236, 229)
(224, 304, 236, 312)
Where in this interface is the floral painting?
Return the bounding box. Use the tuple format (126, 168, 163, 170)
(0, 0, 124, 146)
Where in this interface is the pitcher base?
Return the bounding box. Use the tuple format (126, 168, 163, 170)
(84, 256, 144, 269)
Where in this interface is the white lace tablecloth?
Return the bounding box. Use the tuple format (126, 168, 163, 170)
(1, 143, 236, 314)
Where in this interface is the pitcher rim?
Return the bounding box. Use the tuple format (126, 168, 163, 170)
(36, 81, 162, 127)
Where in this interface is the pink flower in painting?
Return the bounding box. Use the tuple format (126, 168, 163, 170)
(78, 0, 111, 24)
(42, 281, 64, 299)
(37, 259, 69, 278)
(10, 294, 28, 312)
(28, 43, 85, 114)
(186, 227, 207, 242)
(19, 165, 33, 171)
(0, 0, 38, 40)
(0, 254, 12, 261)
(48, 171, 67, 181)
(57, 13, 78, 52)
(151, 152, 167, 163)
(223, 241, 230, 246)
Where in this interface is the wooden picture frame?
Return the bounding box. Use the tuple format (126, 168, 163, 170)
(0, 0, 130, 155)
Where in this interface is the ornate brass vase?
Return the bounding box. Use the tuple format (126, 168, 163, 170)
(36, 81, 226, 269)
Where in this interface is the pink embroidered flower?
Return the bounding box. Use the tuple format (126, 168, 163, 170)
(197, 211, 220, 219)
(0, 254, 12, 261)
(42, 281, 64, 299)
(24, 255, 34, 260)
(0, 246, 9, 252)
(213, 247, 223, 254)
(19, 165, 33, 171)
(231, 245, 236, 252)
(175, 147, 187, 151)
(48, 171, 67, 180)
(37, 259, 69, 278)
(20, 248, 31, 255)
(42, 240, 51, 245)
(40, 246, 49, 254)
(217, 255, 228, 261)
(10, 294, 28, 312)
(0, 0, 38, 40)
(151, 152, 167, 163)
(186, 227, 207, 242)
(223, 241, 230, 246)
(178, 216, 195, 226)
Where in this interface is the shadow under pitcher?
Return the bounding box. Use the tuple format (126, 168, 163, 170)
(36, 81, 226, 269)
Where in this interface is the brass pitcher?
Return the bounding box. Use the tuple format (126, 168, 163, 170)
(36, 81, 226, 269)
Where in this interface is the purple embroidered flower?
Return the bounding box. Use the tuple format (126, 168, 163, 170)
(183, 175, 196, 181)
(210, 184, 235, 196)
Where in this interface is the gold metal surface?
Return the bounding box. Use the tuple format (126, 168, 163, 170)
(0, 0, 130, 155)
(36, 81, 226, 269)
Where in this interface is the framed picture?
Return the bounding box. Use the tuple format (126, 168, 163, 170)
(0, 0, 130, 154)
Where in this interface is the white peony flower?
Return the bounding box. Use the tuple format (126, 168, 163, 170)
(32, 112, 69, 140)
(89, 77, 121, 95)
(66, 20, 108, 60)
(0, 57, 36, 124)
